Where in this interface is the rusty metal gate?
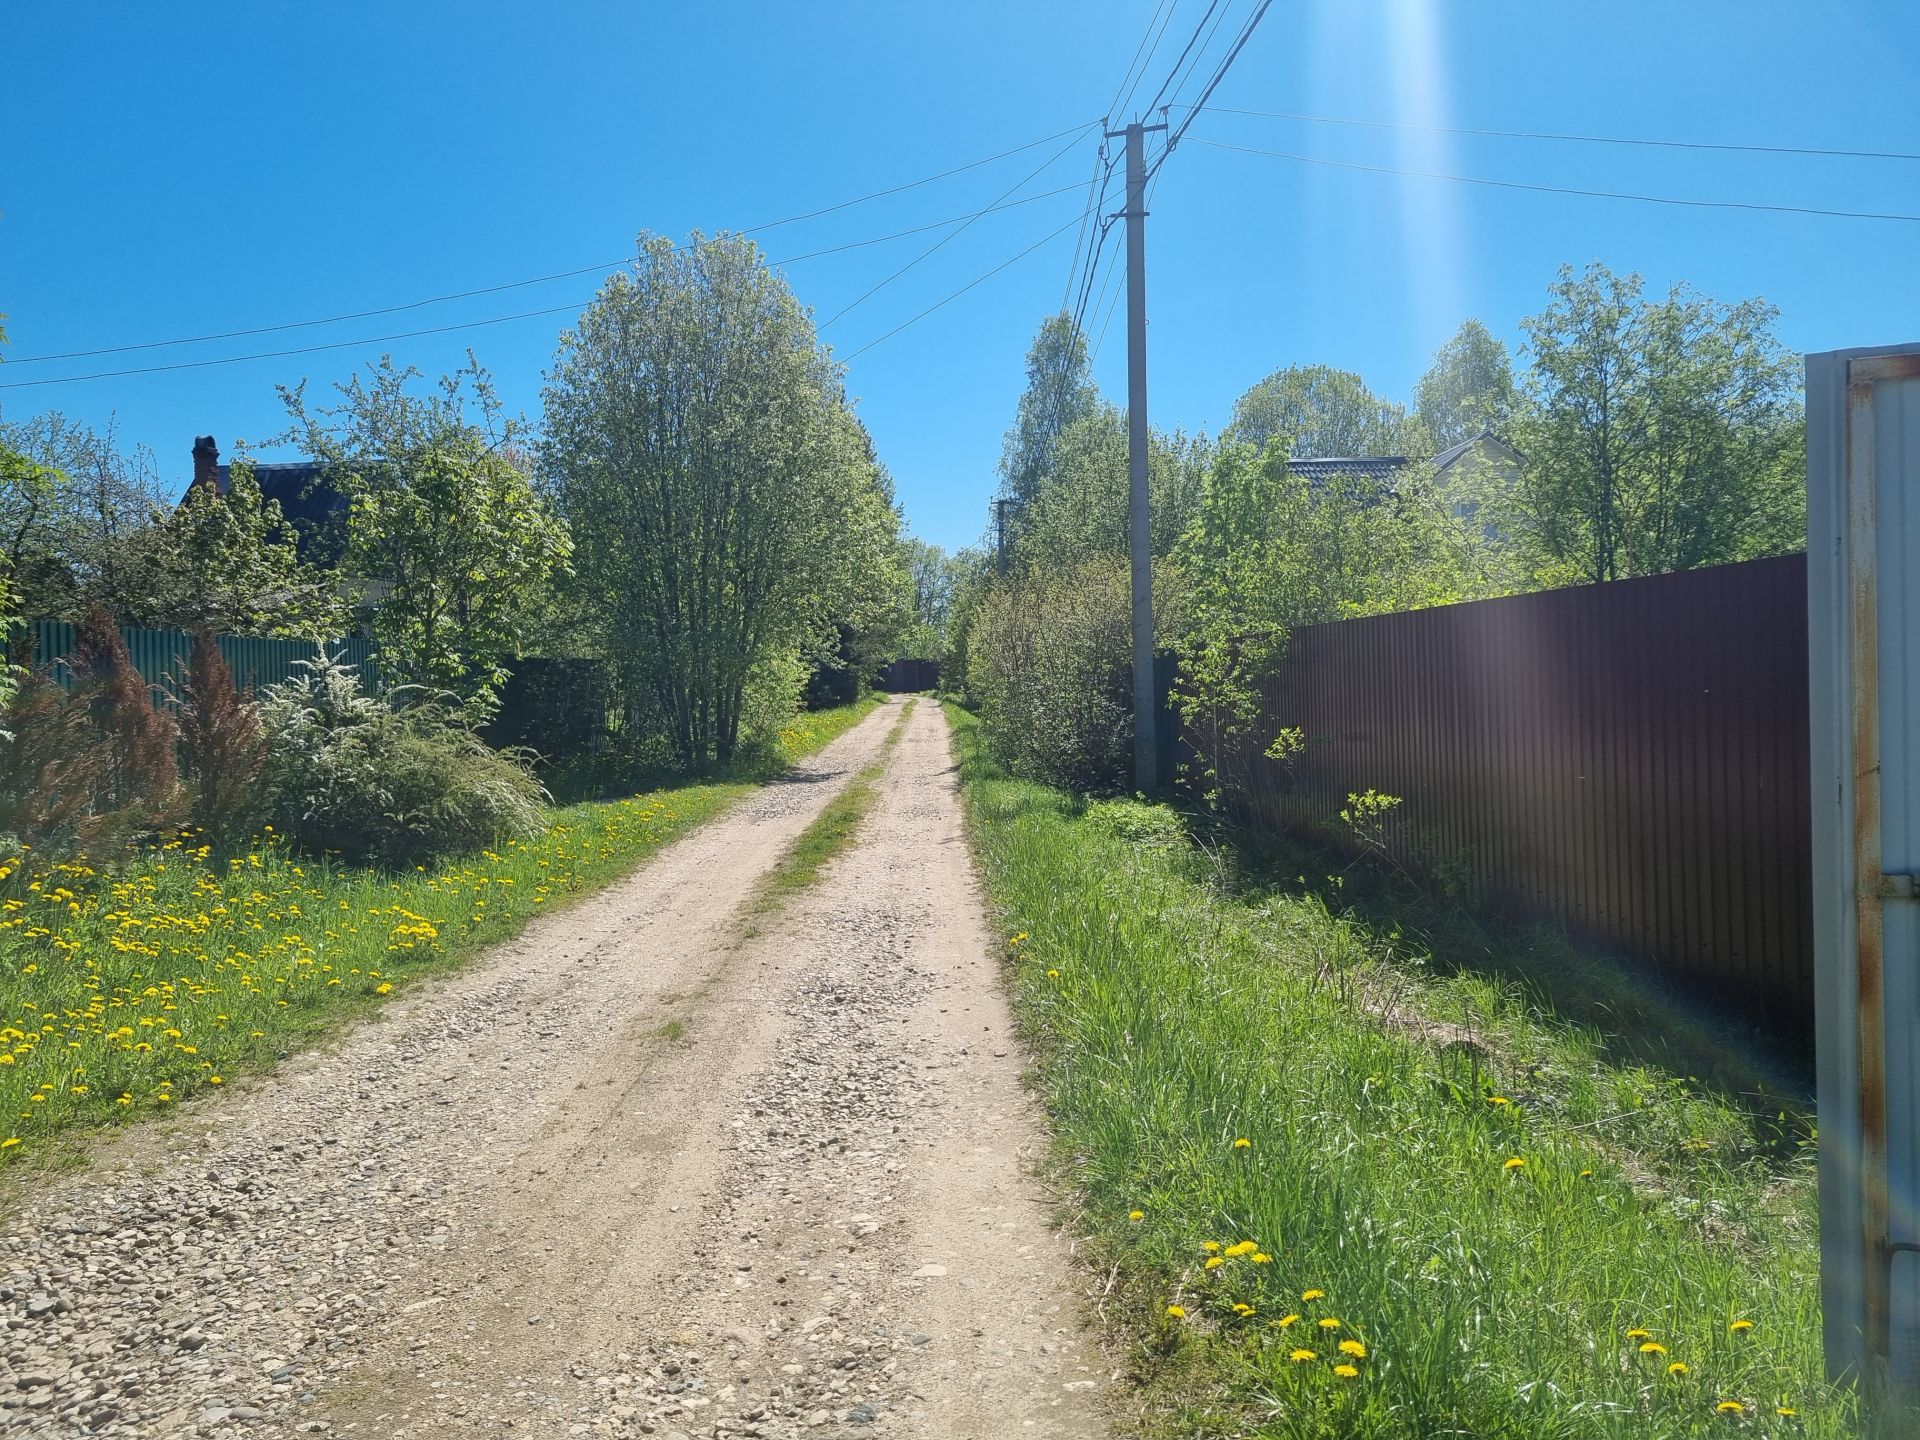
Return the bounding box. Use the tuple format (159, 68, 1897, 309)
(1809, 341, 1920, 1397)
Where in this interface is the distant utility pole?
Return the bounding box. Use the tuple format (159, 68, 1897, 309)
(992, 497, 1012, 575)
(1109, 117, 1167, 792)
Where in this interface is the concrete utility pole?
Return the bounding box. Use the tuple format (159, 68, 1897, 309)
(992, 497, 1011, 576)
(1110, 118, 1167, 792)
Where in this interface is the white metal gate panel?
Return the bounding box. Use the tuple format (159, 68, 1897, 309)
(1809, 341, 1920, 1392)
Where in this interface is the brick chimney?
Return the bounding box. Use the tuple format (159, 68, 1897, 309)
(192, 435, 219, 491)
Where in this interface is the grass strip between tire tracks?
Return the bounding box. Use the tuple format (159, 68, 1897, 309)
(748, 699, 914, 924)
(945, 702, 1862, 1440)
(0, 698, 881, 1186)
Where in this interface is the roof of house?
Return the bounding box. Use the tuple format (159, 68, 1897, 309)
(1287, 455, 1410, 486)
(214, 461, 349, 565)
(1431, 427, 1525, 473)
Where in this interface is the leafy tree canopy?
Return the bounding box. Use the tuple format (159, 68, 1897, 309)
(1416, 319, 1518, 449)
(997, 312, 1100, 512)
(1227, 364, 1431, 460)
(542, 232, 900, 763)
(1507, 263, 1803, 584)
(281, 355, 573, 709)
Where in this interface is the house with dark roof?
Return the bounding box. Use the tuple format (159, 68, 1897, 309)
(190, 435, 350, 566)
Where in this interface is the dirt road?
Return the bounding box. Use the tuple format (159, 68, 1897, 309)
(0, 699, 1113, 1440)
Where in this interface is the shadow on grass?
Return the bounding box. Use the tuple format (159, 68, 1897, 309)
(1178, 800, 1818, 1147)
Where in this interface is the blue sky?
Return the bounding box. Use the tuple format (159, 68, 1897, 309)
(2, 2, 1917, 555)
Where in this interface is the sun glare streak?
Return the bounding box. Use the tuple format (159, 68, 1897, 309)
(1383, 0, 1463, 361)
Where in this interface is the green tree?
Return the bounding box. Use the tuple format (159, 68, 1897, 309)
(282, 357, 572, 708)
(1415, 319, 1518, 449)
(1012, 406, 1210, 571)
(1174, 442, 1492, 799)
(1510, 263, 1803, 584)
(997, 313, 1100, 516)
(899, 536, 962, 658)
(542, 232, 900, 764)
(0, 412, 166, 622)
(1227, 364, 1431, 459)
(122, 459, 348, 638)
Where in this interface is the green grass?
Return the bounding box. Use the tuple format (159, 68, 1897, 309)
(0, 698, 878, 1184)
(747, 699, 912, 920)
(947, 703, 1852, 1440)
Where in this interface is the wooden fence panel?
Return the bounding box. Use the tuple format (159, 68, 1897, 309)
(1190, 553, 1812, 1029)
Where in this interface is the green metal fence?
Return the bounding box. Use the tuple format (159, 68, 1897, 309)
(19, 620, 375, 704)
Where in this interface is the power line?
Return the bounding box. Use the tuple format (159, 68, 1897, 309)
(1113, 0, 1184, 123)
(1142, 0, 1224, 119)
(1105, 0, 1179, 123)
(839, 212, 1087, 363)
(1187, 136, 1920, 223)
(4, 119, 1100, 367)
(1181, 103, 1920, 164)
(1153, 0, 1275, 174)
(1162, 0, 1237, 112)
(820, 124, 1096, 328)
(1061, 140, 1111, 310)
(0, 206, 1093, 391)
(0, 304, 591, 390)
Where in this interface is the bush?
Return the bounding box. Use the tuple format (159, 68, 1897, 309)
(259, 652, 548, 867)
(0, 667, 102, 850)
(174, 630, 268, 838)
(964, 556, 1146, 793)
(72, 606, 181, 830)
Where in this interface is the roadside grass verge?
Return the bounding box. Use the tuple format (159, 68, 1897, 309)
(747, 699, 913, 922)
(0, 699, 879, 1180)
(946, 704, 1853, 1440)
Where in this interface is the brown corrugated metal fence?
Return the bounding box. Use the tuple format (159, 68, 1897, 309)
(1188, 553, 1812, 1029)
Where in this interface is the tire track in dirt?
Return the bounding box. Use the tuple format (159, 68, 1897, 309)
(0, 699, 1113, 1440)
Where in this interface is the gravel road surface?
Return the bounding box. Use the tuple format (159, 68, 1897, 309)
(0, 699, 1112, 1440)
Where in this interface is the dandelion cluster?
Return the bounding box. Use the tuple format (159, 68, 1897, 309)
(1, 790, 690, 1159)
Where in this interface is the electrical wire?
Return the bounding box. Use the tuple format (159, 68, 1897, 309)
(4, 119, 1101, 367)
(1179, 103, 1920, 164)
(1112, 0, 1184, 123)
(1142, 0, 1223, 120)
(1186, 136, 1920, 223)
(1160, 0, 1238, 120)
(820, 123, 1096, 328)
(1104, 0, 1179, 124)
(838, 212, 1087, 362)
(0, 198, 1093, 391)
(1153, 0, 1275, 175)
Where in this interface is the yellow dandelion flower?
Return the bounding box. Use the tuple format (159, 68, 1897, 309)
(1319, 1317, 1343, 1330)
(1233, 1303, 1255, 1317)
(1716, 1400, 1745, 1414)
(1128, 1210, 1144, 1222)
(1338, 1340, 1366, 1358)
(1333, 1363, 1360, 1378)
(1164, 1304, 1185, 1319)
(1233, 1137, 1252, 1149)
(1626, 1329, 1652, 1340)
(1274, 1313, 1301, 1328)
(1203, 1242, 1221, 1253)
(1289, 1348, 1317, 1363)
(1302, 1289, 1325, 1302)
(1225, 1241, 1258, 1257)
(1204, 1256, 1225, 1271)
(1775, 1408, 1796, 1417)
(1503, 1157, 1526, 1170)
(1640, 1342, 1668, 1355)
(1250, 1252, 1273, 1264)
(1668, 1362, 1690, 1376)
(1488, 1095, 1511, 1106)
(375, 982, 393, 995)
(1729, 1319, 1754, 1333)
(0, 1137, 19, 1149)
